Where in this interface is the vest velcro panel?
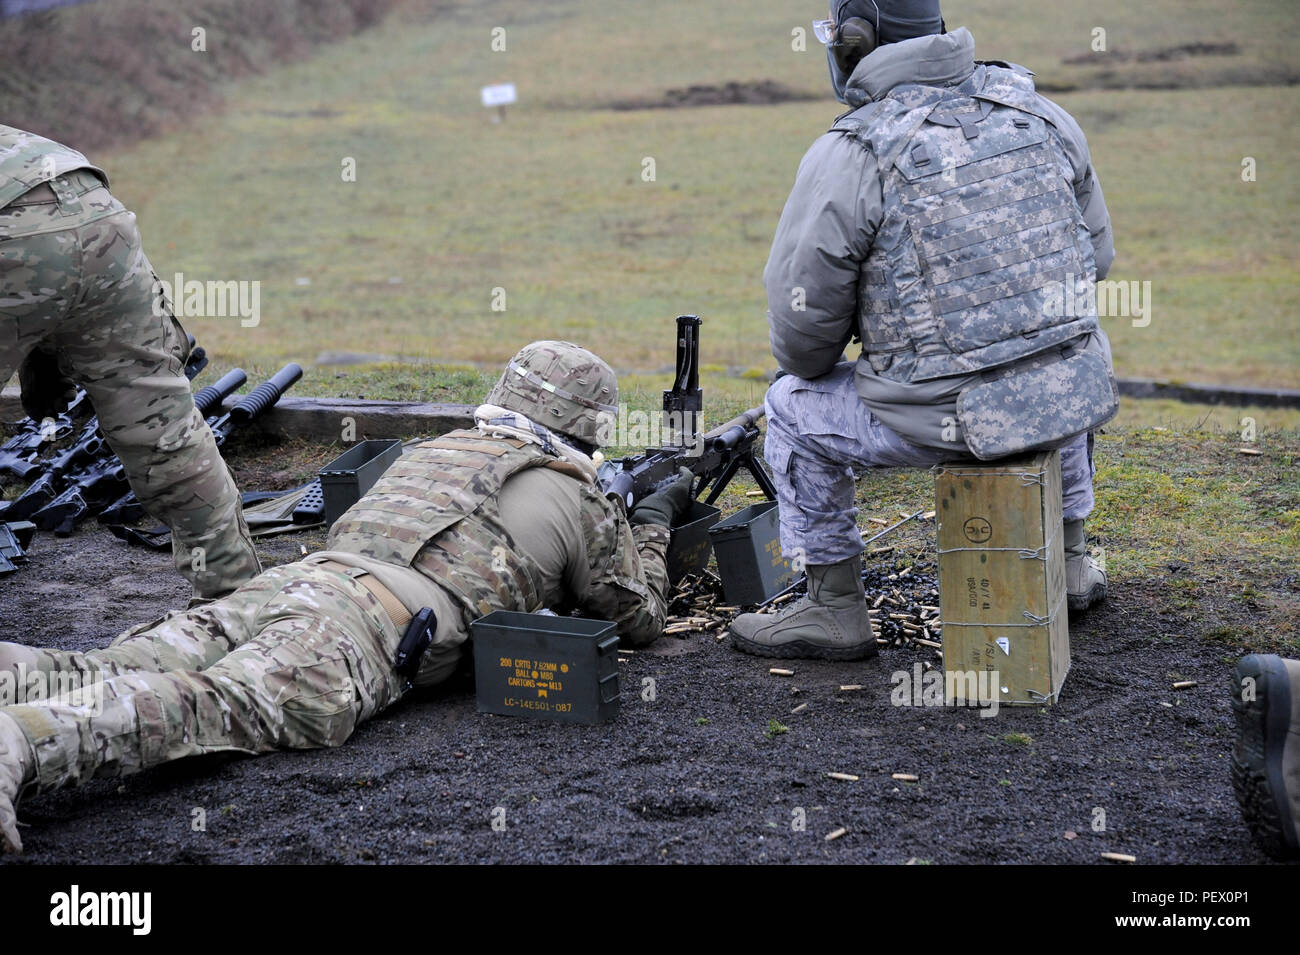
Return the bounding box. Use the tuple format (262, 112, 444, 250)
(843, 70, 1099, 384)
(892, 107, 1089, 380)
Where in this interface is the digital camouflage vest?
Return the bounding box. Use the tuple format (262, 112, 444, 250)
(833, 65, 1097, 385)
(833, 65, 1119, 458)
(0, 125, 107, 210)
(327, 430, 583, 625)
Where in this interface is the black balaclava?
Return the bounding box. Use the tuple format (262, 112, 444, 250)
(826, 0, 946, 103)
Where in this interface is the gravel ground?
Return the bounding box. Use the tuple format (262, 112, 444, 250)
(0, 513, 1279, 866)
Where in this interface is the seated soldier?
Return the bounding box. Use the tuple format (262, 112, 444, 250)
(730, 2, 1118, 661)
(0, 340, 692, 853)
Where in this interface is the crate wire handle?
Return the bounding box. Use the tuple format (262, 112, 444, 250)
(930, 466, 1048, 485)
(935, 527, 1059, 561)
(942, 592, 1066, 628)
(937, 543, 1048, 558)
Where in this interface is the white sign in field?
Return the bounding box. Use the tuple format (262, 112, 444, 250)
(480, 83, 518, 107)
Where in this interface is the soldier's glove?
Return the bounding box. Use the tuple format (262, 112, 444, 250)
(18, 348, 76, 423)
(629, 467, 694, 528)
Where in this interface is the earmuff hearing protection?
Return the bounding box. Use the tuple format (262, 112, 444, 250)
(828, 1, 880, 77)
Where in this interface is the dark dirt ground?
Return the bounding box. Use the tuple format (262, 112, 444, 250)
(0, 480, 1285, 866)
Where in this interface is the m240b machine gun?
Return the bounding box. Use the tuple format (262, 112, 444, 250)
(598, 314, 777, 510)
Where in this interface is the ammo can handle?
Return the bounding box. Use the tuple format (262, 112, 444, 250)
(598, 671, 620, 704)
(596, 634, 621, 702)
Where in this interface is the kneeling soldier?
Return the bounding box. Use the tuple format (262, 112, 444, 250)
(0, 340, 689, 853)
(0, 124, 260, 599)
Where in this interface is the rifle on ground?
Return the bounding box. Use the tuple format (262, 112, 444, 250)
(0, 389, 90, 481)
(1, 340, 209, 523)
(97, 367, 250, 526)
(208, 363, 303, 447)
(29, 363, 300, 536)
(597, 314, 777, 509)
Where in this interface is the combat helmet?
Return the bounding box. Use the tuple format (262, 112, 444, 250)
(486, 341, 618, 449)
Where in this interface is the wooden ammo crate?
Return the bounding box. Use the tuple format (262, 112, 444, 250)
(935, 450, 1069, 705)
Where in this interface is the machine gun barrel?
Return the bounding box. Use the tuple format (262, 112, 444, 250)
(599, 319, 777, 510)
(706, 405, 766, 452)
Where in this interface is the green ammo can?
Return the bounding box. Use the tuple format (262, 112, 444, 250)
(708, 500, 795, 605)
(665, 499, 721, 583)
(319, 438, 404, 527)
(471, 611, 621, 724)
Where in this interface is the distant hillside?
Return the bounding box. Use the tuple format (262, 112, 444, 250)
(0, 0, 399, 152)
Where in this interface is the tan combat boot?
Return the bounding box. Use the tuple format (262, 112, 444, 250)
(729, 555, 878, 661)
(1064, 519, 1106, 612)
(0, 711, 35, 853)
(1231, 654, 1300, 860)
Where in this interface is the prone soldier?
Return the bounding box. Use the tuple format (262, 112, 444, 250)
(0, 124, 260, 598)
(0, 341, 689, 853)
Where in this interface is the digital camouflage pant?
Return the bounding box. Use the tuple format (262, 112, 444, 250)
(2, 562, 405, 795)
(764, 363, 1096, 566)
(0, 173, 259, 597)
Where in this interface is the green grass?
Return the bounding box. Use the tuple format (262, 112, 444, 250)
(86, 0, 1297, 390)
(766, 719, 789, 738)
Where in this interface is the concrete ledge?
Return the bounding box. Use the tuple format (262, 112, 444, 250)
(1, 385, 475, 439)
(1115, 378, 1300, 410)
(227, 396, 476, 441)
(5, 375, 1299, 437)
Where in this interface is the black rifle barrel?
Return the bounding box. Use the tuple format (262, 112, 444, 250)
(193, 368, 248, 418)
(706, 404, 765, 451)
(230, 363, 303, 421)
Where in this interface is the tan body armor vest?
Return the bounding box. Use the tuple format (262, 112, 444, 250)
(327, 430, 583, 624)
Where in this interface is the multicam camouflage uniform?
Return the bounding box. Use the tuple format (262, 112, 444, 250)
(0, 344, 670, 823)
(0, 124, 259, 598)
(762, 28, 1117, 568)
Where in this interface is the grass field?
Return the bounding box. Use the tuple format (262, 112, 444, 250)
(81, 0, 1298, 391)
